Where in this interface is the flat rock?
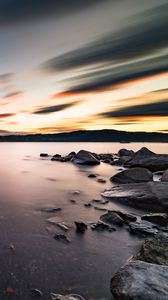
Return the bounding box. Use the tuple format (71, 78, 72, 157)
(111, 167, 153, 184)
(100, 211, 124, 226)
(129, 220, 158, 236)
(90, 221, 115, 232)
(73, 150, 100, 165)
(54, 234, 70, 243)
(111, 210, 137, 223)
(141, 213, 168, 226)
(47, 217, 69, 231)
(102, 182, 168, 212)
(111, 260, 168, 300)
(41, 207, 62, 213)
(134, 234, 168, 265)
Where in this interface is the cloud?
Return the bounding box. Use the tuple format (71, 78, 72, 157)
(32, 101, 80, 114)
(57, 54, 168, 94)
(0, 113, 16, 118)
(3, 91, 23, 99)
(0, 0, 105, 26)
(43, 3, 168, 73)
(0, 73, 14, 83)
(99, 100, 168, 119)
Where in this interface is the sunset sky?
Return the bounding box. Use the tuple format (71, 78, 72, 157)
(0, 0, 167, 135)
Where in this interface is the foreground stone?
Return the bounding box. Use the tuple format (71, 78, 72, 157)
(141, 213, 168, 226)
(111, 167, 153, 184)
(111, 260, 168, 300)
(126, 153, 168, 171)
(74, 221, 87, 233)
(111, 210, 137, 223)
(73, 150, 100, 165)
(134, 234, 168, 265)
(102, 182, 168, 212)
(129, 220, 158, 236)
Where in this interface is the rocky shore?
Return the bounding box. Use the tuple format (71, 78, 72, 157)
(40, 146, 168, 299)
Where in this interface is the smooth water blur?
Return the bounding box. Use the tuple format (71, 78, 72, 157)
(0, 142, 167, 300)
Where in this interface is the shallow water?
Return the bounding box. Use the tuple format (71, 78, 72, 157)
(0, 142, 167, 299)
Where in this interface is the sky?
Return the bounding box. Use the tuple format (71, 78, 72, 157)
(0, 0, 167, 135)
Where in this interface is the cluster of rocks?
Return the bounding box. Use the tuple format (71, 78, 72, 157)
(40, 146, 168, 299)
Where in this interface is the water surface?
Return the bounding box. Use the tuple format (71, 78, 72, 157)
(0, 142, 167, 299)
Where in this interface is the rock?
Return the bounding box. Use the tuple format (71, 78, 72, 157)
(91, 199, 109, 204)
(84, 203, 92, 207)
(50, 293, 85, 300)
(52, 153, 61, 158)
(162, 170, 168, 182)
(100, 211, 124, 226)
(141, 213, 168, 226)
(47, 217, 69, 231)
(97, 178, 106, 183)
(73, 150, 100, 165)
(74, 221, 87, 233)
(30, 288, 43, 297)
(111, 167, 153, 184)
(69, 199, 76, 204)
(111, 210, 137, 223)
(129, 220, 158, 236)
(88, 173, 97, 178)
(51, 156, 63, 161)
(118, 149, 134, 157)
(41, 207, 62, 213)
(111, 260, 168, 300)
(91, 221, 116, 232)
(134, 234, 168, 265)
(102, 182, 168, 212)
(54, 234, 70, 243)
(40, 153, 49, 157)
(93, 206, 107, 211)
(71, 190, 80, 195)
(99, 153, 113, 161)
(125, 148, 168, 171)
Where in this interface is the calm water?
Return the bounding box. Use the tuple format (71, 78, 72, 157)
(0, 142, 167, 300)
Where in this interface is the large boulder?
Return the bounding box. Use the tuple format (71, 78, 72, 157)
(111, 260, 168, 300)
(111, 167, 153, 184)
(100, 211, 124, 226)
(126, 152, 168, 172)
(162, 170, 168, 182)
(134, 234, 168, 265)
(141, 213, 168, 226)
(73, 150, 100, 165)
(102, 182, 168, 212)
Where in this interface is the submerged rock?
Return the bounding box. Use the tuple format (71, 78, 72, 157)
(134, 234, 168, 265)
(30, 288, 43, 297)
(129, 220, 158, 236)
(41, 207, 62, 213)
(54, 234, 70, 243)
(141, 213, 168, 226)
(97, 178, 106, 183)
(102, 182, 168, 212)
(111, 260, 168, 300)
(111, 167, 153, 184)
(74, 221, 87, 233)
(88, 173, 97, 178)
(100, 211, 124, 226)
(47, 217, 69, 231)
(91, 221, 115, 232)
(73, 150, 100, 165)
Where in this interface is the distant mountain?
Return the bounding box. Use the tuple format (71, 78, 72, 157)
(0, 129, 167, 142)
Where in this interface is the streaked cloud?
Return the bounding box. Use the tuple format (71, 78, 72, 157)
(99, 100, 168, 118)
(32, 101, 81, 115)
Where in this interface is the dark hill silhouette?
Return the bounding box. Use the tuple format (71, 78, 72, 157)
(0, 129, 167, 142)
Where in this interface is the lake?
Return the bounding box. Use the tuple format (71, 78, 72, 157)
(0, 142, 167, 299)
